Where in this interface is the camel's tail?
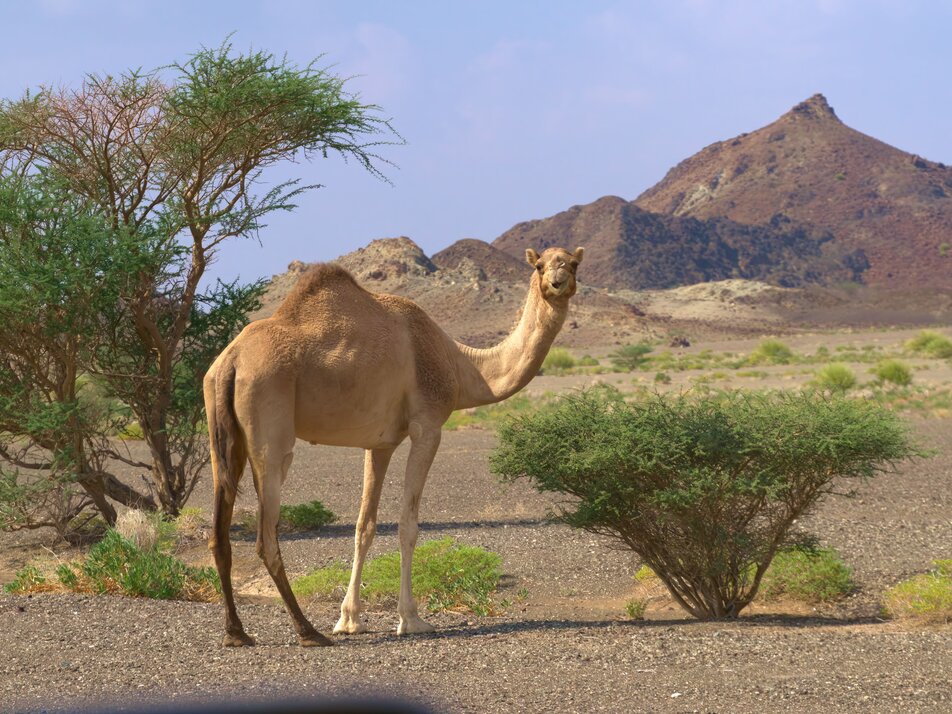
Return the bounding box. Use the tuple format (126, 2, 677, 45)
(211, 355, 244, 501)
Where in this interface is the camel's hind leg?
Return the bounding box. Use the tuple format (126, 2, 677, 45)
(251, 447, 333, 647)
(206, 369, 253, 647)
(334, 446, 395, 634)
(211, 476, 253, 647)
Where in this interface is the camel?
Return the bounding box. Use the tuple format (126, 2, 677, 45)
(203, 245, 584, 646)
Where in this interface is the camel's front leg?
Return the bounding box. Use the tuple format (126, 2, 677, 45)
(397, 423, 441, 635)
(334, 446, 395, 635)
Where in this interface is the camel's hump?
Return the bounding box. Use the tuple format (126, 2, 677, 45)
(274, 263, 369, 314)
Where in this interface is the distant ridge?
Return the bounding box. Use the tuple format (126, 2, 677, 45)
(635, 93, 952, 288)
(492, 195, 867, 291)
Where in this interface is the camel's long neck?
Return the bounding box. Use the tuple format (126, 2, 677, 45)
(452, 274, 568, 409)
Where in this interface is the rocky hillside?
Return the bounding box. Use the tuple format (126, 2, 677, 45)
(635, 93, 952, 289)
(253, 237, 881, 349)
(492, 195, 868, 291)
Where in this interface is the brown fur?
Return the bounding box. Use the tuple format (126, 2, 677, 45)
(204, 246, 583, 646)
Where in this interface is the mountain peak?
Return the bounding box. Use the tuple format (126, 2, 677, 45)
(785, 93, 839, 122)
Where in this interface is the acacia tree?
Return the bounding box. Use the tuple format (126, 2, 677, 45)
(0, 171, 161, 537)
(0, 42, 395, 516)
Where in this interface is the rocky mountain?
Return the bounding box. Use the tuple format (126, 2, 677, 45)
(432, 238, 529, 283)
(492, 195, 867, 291)
(635, 93, 952, 289)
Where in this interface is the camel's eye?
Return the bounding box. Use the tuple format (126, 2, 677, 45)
(536, 263, 544, 272)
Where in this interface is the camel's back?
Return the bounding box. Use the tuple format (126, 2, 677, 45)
(256, 263, 455, 401)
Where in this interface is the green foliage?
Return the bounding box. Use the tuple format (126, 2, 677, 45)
(292, 537, 502, 616)
(64, 530, 219, 600)
(542, 348, 576, 373)
(745, 339, 794, 366)
(4, 565, 47, 594)
(279, 500, 337, 530)
(0, 171, 157, 532)
(654, 372, 672, 384)
(940, 243, 950, 257)
(813, 363, 858, 393)
(758, 544, 855, 602)
(883, 560, 952, 623)
(634, 565, 657, 582)
(609, 342, 654, 371)
(578, 355, 600, 367)
(873, 359, 913, 386)
(905, 330, 952, 359)
(491, 386, 916, 619)
(625, 598, 648, 620)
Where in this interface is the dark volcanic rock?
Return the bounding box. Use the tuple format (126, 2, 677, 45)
(492, 195, 867, 291)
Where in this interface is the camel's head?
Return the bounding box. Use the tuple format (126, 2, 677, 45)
(526, 246, 584, 301)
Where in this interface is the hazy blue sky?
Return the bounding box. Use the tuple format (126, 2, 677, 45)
(1, 1, 949, 285)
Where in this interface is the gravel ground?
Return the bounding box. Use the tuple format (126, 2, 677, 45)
(2, 420, 951, 713)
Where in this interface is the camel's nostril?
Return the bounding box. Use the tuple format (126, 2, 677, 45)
(551, 281, 562, 289)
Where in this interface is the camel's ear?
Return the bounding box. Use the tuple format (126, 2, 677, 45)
(573, 247, 585, 264)
(525, 248, 540, 267)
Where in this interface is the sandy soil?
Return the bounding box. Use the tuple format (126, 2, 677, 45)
(1, 329, 951, 713)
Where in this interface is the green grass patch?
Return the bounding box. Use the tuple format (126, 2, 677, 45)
(866, 385, 952, 418)
(625, 597, 648, 620)
(541, 347, 576, 373)
(906, 330, 952, 359)
(292, 537, 502, 616)
(757, 545, 855, 603)
(812, 363, 857, 393)
(872, 359, 913, 386)
(444, 393, 550, 431)
(5, 529, 220, 601)
(883, 560, 952, 623)
(609, 342, 654, 371)
(745, 339, 794, 366)
(279, 500, 337, 530)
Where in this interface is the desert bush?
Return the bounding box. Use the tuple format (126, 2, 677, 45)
(63, 530, 218, 600)
(542, 348, 576, 372)
(292, 537, 501, 616)
(757, 544, 854, 602)
(279, 500, 337, 530)
(625, 598, 648, 620)
(491, 387, 916, 619)
(609, 342, 654, 371)
(5, 529, 219, 600)
(905, 331, 952, 359)
(578, 355, 600, 367)
(813, 364, 857, 393)
(883, 560, 952, 623)
(654, 372, 672, 384)
(873, 359, 913, 386)
(745, 339, 794, 366)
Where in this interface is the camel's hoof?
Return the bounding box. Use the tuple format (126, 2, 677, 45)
(333, 617, 367, 635)
(300, 631, 335, 647)
(397, 617, 436, 635)
(222, 631, 255, 647)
